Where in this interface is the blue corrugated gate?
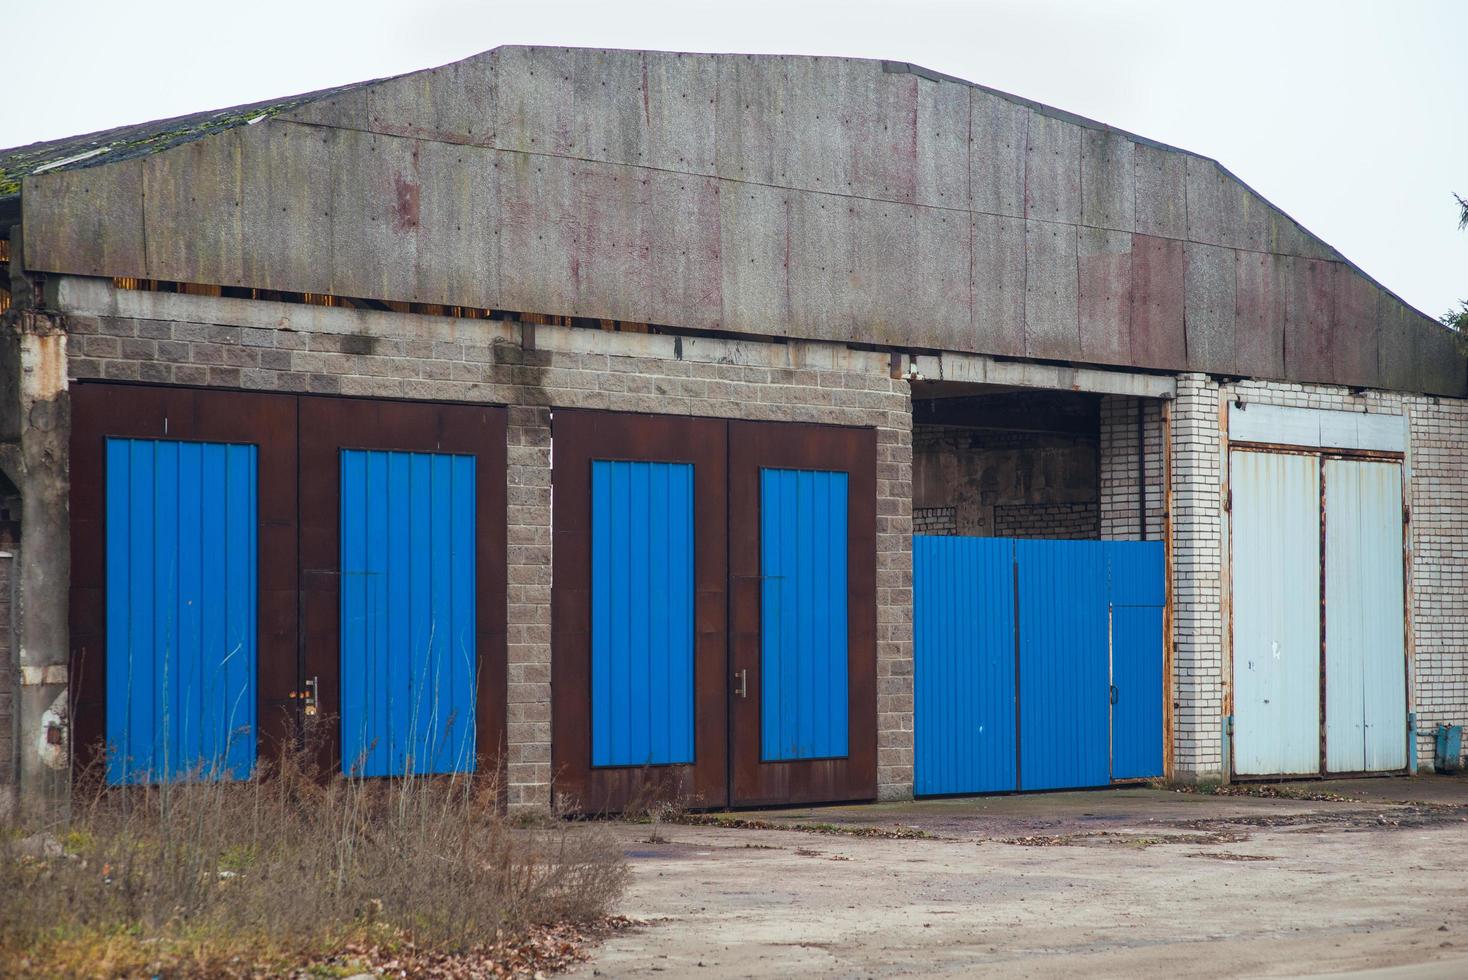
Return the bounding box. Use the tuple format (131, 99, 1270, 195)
(590, 460, 695, 767)
(759, 468, 850, 762)
(914, 536, 1165, 795)
(1109, 542, 1166, 780)
(105, 438, 258, 784)
(340, 449, 477, 777)
(1017, 540, 1110, 790)
(913, 536, 1015, 794)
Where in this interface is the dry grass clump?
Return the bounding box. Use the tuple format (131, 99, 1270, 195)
(0, 748, 627, 978)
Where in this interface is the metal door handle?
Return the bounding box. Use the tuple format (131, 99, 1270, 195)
(734, 669, 747, 699)
(304, 675, 319, 717)
(1109, 684, 1118, 706)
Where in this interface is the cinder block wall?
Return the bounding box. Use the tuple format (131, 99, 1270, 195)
(1167, 373, 1468, 776)
(57, 280, 917, 806)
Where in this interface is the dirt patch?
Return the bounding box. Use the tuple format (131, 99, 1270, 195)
(1174, 803, 1468, 834)
(308, 915, 638, 979)
(672, 813, 938, 840)
(1166, 781, 1364, 803)
(1185, 851, 1276, 862)
(1002, 830, 1248, 848)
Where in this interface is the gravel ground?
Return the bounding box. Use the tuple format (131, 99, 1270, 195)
(576, 776, 1468, 979)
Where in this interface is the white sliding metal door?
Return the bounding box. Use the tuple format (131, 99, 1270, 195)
(1324, 459, 1407, 773)
(1230, 450, 1322, 776)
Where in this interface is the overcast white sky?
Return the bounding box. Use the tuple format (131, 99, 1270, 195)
(6, 0, 1465, 318)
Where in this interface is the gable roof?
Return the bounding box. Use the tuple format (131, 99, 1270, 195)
(11, 46, 1464, 396)
(0, 80, 380, 200)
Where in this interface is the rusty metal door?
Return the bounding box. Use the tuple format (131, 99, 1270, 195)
(71, 384, 508, 785)
(551, 412, 877, 811)
(298, 398, 507, 780)
(71, 384, 300, 779)
(728, 421, 877, 807)
(551, 411, 730, 812)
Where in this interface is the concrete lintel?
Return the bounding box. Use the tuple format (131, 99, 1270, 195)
(51, 275, 897, 378)
(929, 350, 1176, 399)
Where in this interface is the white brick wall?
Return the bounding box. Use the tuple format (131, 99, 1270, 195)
(1099, 395, 1165, 541)
(1169, 375, 1226, 778)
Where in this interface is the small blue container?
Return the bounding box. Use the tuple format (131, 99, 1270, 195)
(1435, 725, 1462, 773)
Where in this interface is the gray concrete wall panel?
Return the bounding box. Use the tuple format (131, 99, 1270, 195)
(718, 182, 791, 335)
(1333, 266, 1382, 389)
(412, 138, 501, 309)
(141, 132, 245, 288)
(1377, 296, 1422, 394)
(364, 55, 497, 146)
(1286, 258, 1339, 385)
(1129, 234, 1187, 366)
(1077, 227, 1133, 365)
(971, 212, 1026, 357)
(1184, 241, 1237, 374)
(1133, 142, 1187, 240)
(495, 151, 579, 314)
(1023, 219, 1079, 359)
(1023, 111, 1081, 224)
(24, 157, 146, 280)
(969, 90, 1027, 219)
(1081, 128, 1135, 233)
(903, 205, 972, 350)
(1233, 250, 1288, 381)
(239, 122, 335, 294)
(642, 52, 719, 176)
(326, 127, 422, 302)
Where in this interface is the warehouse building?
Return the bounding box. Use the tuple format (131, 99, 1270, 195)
(0, 47, 1463, 816)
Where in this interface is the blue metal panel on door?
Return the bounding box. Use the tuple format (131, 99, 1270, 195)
(913, 536, 1016, 795)
(1106, 541, 1165, 780)
(1105, 541, 1166, 608)
(1016, 539, 1110, 790)
(760, 468, 849, 761)
(590, 460, 695, 767)
(340, 449, 477, 777)
(1324, 459, 1407, 773)
(105, 438, 258, 784)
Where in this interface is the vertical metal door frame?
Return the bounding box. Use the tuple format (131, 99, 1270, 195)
(728, 420, 877, 807)
(1322, 456, 1409, 774)
(550, 410, 729, 812)
(1227, 441, 1409, 778)
(298, 397, 508, 780)
(1228, 447, 1323, 777)
(69, 383, 300, 778)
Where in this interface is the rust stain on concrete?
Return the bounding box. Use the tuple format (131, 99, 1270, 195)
(392, 173, 421, 232)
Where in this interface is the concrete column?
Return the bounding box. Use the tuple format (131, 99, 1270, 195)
(5, 313, 71, 819)
(1168, 374, 1225, 781)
